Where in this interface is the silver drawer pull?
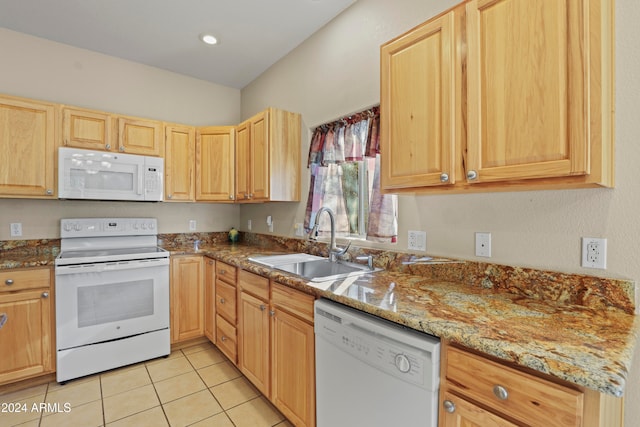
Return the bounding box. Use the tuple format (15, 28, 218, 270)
(260, 305, 266, 311)
(221, 336, 227, 342)
(219, 298, 225, 304)
(42, 292, 49, 298)
(493, 385, 509, 400)
(5, 279, 13, 286)
(0, 313, 7, 329)
(443, 399, 455, 413)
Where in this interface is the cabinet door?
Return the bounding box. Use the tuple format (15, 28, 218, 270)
(117, 117, 163, 156)
(170, 256, 204, 343)
(250, 111, 270, 201)
(204, 259, 216, 343)
(0, 289, 53, 384)
(0, 96, 56, 198)
(62, 107, 113, 151)
(439, 391, 518, 427)
(380, 10, 457, 189)
(238, 291, 270, 396)
(196, 126, 235, 202)
(235, 120, 250, 201)
(465, 0, 589, 183)
(165, 124, 195, 201)
(271, 307, 315, 427)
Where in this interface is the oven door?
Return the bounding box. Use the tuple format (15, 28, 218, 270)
(55, 258, 169, 350)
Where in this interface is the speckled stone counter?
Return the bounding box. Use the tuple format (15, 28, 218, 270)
(2, 233, 638, 398)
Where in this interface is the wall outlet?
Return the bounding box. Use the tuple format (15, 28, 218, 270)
(10, 223, 22, 237)
(189, 220, 196, 231)
(247, 219, 252, 231)
(294, 223, 304, 237)
(475, 232, 491, 257)
(407, 230, 427, 251)
(582, 237, 607, 269)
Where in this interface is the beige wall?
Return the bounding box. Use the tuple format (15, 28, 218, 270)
(0, 28, 241, 237)
(240, 0, 640, 423)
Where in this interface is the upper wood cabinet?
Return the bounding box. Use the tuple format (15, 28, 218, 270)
(380, 10, 457, 189)
(235, 108, 301, 203)
(0, 95, 57, 199)
(165, 124, 196, 202)
(381, 0, 614, 193)
(196, 126, 236, 202)
(62, 107, 113, 151)
(117, 116, 163, 156)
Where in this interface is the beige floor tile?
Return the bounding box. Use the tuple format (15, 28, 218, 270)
(186, 347, 226, 370)
(198, 360, 242, 387)
(47, 373, 98, 393)
(145, 349, 183, 366)
(7, 420, 40, 427)
(226, 397, 284, 427)
(162, 390, 223, 427)
(105, 406, 168, 427)
(210, 377, 259, 410)
(101, 361, 146, 378)
(145, 355, 193, 383)
(0, 384, 47, 403)
(181, 342, 216, 355)
(101, 365, 151, 398)
(189, 412, 235, 427)
(0, 396, 43, 426)
(45, 377, 101, 407)
(40, 399, 103, 427)
(102, 384, 159, 424)
(154, 371, 206, 404)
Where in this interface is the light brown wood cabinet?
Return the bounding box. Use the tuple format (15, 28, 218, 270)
(381, 0, 614, 193)
(0, 95, 57, 199)
(196, 126, 236, 202)
(215, 261, 238, 363)
(237, 271, 316, 427)
(62, 107, 112, 151)
(204, 258, 216, 342)
(0, 268, 54, 385)
(235, 108, 301, 203)
(439, 342, 623, 427)
(117, 116, 163, 156)
(170, 256, 204, 343)
(165, 124, 196, 201)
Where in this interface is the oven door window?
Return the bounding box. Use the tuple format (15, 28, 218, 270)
(78, 280, 153, 328)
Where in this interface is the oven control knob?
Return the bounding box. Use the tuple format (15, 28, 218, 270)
(394, 354, 411, 373)
(133, 223, 139, 230)
(148, 222, 155, 230)
(64, 223, 72, 232)
(141, 223, 147, 230)
(74, 224, 82, 231)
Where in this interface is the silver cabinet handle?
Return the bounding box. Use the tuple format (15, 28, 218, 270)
(443, 399, 456, 413)
(42, 292, 49, 298)
(219, 269, 226, 275)
(440, 173, 449, 183)
(167, 194, 173, 199)
(0, 313, 7, 329)
(467, 170, 478, 180)
(46, 189, 53, 195)
(269, 310, 275, 317)
(493, 385, 509, 400)
(219, 298, 225, 304)
(119, 146, 125, 152)
(229, 194, 234, 200)
(5, 279, 13, 286)
(260, 304, 266, 311)
(221, 336, 227, 342)
(105, 144, 111, 150)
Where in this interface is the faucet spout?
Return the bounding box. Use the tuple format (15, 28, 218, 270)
(309, 207, 350, 262)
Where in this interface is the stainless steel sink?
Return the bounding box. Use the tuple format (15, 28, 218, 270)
(275, 259, 380, 282)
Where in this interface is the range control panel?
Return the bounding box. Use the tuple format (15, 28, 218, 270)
(60, 218, 158, 238)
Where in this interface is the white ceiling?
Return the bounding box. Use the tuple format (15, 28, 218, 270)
(0, 0, 356, 89)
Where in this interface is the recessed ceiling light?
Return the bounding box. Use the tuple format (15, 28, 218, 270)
(200, 34, 218, 45)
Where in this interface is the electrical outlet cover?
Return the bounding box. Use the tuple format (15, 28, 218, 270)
(581, 237, 607, 269)
(408, 230, 427, 251)
(475, 232, 491, 257)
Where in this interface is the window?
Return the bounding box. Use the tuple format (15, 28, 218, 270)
(304, 106, 397, 243)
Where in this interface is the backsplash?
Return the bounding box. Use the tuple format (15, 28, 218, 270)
(2, 232, 635, 314)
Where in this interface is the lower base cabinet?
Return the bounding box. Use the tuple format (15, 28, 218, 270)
(439, 342, 623, 427)
(170, 256, 204, 344)
(0, 268, 54, 385)
(238, 270, 316, 427)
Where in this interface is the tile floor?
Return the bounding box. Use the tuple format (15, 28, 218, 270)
(0, 342, 293, 427)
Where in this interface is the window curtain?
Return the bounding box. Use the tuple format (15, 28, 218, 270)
(304, 106, 397, 243)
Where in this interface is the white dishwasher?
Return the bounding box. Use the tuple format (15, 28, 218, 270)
(314, 299, 440, 427)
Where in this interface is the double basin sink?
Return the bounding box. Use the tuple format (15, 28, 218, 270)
(248, 253, 380, 283)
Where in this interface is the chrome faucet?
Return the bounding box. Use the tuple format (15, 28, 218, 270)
(309, 207, 350, 262)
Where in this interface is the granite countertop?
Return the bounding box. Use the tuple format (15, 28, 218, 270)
(2, 239, 637, 398)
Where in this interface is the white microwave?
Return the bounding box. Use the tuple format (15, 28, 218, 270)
(58, 147, 164, 201)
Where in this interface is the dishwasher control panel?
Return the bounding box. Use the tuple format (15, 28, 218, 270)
(315, 300, 440, 391)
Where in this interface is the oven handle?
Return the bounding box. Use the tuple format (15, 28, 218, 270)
(55, 257, 169, 275)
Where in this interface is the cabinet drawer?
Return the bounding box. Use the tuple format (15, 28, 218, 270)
(271, 282, 314, 324)
(0, 268, 50, 293)
(216, 261, 237, 284)
(445, 346, 583, 427)
(238, 269, 269, 300)
(216, 314, 237, 363)
(216, 280, 236, 323)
